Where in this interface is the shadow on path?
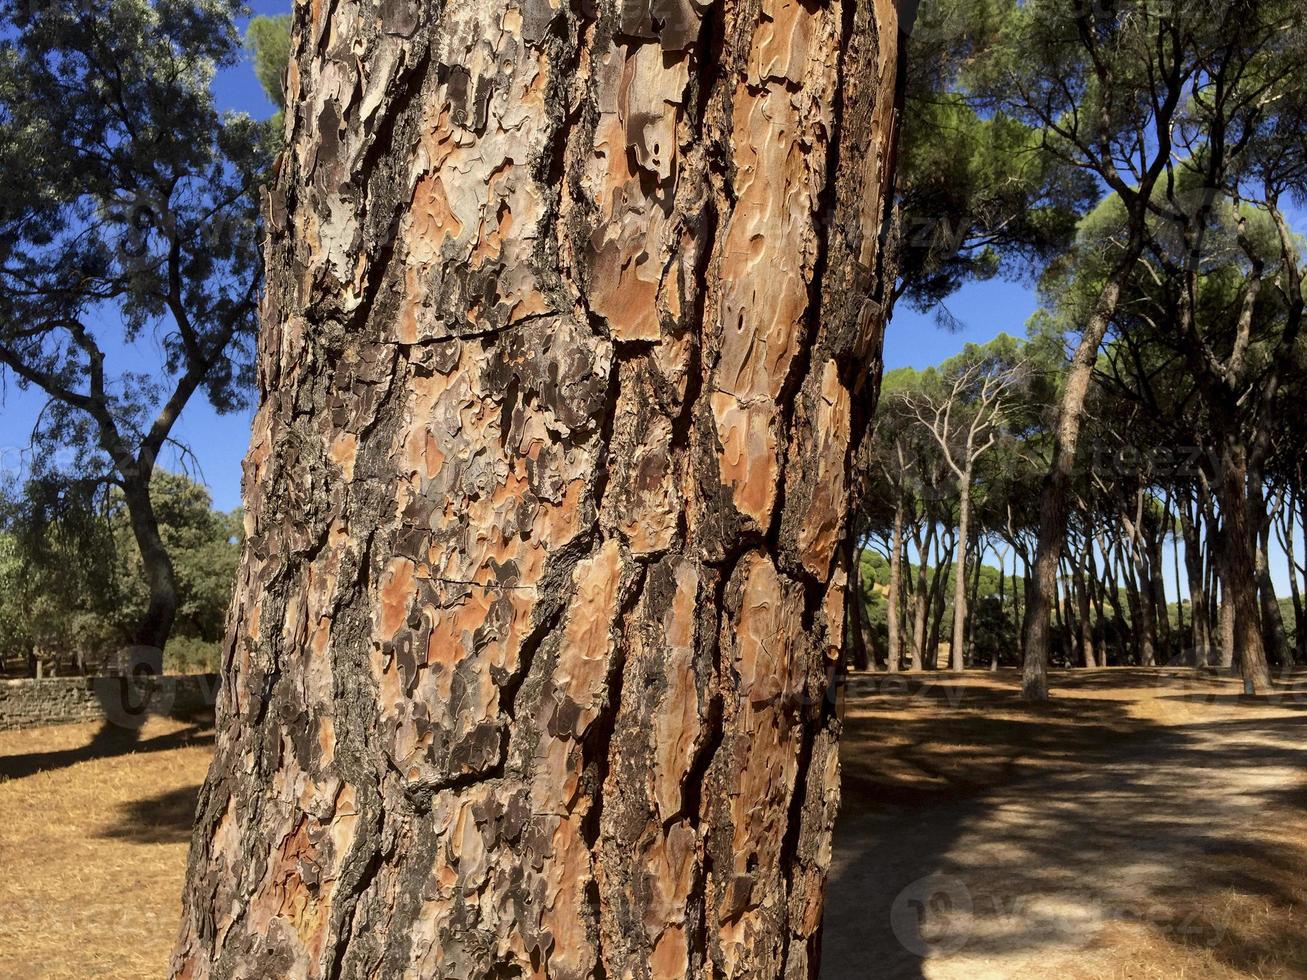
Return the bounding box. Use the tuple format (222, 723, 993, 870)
(820, 670, 1307, 979)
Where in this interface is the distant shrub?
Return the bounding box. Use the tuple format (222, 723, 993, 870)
(165, 635, 221, 675)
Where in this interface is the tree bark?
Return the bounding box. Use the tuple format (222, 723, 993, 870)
(927, 536, 952, 670)
(173, 1, 901, 977)
(950, 473, 972, 671)
(1282, 492, 1305, 664)
(886, 496, 905, 672)
(1124, 496, 1156, 668)
(1251, 480, 1288, 667)
(965, 539, 982, 663)
(1073, 548, 1096, 668)
(909, 521, 933, 671)
(848, 542, 871, 671)
(120, 470, 178, 661)
(1209, 499, 1237, 669)
(1179, 496, 1210, 667)
(1148, 507, 1170, 658)
(1217, 440, 1272, 690)
(992, 546, 1007, 671)
(1022, 263, 1133, 699)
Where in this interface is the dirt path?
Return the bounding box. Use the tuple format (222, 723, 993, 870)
(821, 669, 1307, 979)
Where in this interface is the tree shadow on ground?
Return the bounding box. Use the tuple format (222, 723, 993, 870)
(101, 783, 203, 845)
(0, 716, 213, 781)
(820, 670, 1307, 979)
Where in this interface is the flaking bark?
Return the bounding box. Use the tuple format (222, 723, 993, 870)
(173, 0, 901, 976)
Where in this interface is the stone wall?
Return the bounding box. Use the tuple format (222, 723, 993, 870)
(0, 674, 220, 731)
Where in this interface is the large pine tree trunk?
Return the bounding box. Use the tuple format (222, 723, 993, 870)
(173, 1, 901, 977)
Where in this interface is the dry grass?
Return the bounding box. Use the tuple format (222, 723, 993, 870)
(1, 669, 1305, 979)
(0, 716, 213, 979)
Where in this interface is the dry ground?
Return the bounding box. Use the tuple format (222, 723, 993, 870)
(822, 668, 1307, 979)
(0, 669, 1304, 978)
(0, 714, 213, 979)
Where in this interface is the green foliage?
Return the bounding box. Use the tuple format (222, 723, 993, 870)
(0, 471, 239, 674)
(163, 634, 222, 674)
(0, 0, 277, 496)
(894, 0, 1097, 315)
(0, 479, 122, 670)
(247, 13, 292, 111)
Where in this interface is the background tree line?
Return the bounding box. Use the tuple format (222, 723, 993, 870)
(850, 328, 1304, 674)
(847, 0, 1307, 694)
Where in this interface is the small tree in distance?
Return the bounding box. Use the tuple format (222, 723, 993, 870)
(0, 0, 275, 656)
(905, 355, 1020, 670)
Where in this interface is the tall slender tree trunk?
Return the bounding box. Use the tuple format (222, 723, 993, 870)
(1102, 550, 1128, 665)
(1149, 515, 1170, 658)
(172, 2, 902, 977)
(1283, 494, 1305, 664)
(1217, 440, 1273, 691)
(1179, 498, 1210, 667)
(927, 538, 952, 669)
(887, 497, 905, 673)
(1054, 558, 1073, 665)
(1251, 480, 1288, 667)
(1217, 573, 1237, 670)
(1207, 499, 1237, 669)
(1074, 549, 1096, 668)
(119, 470, 178, 664)
(1087, 546, 1107, 662)
(950, 476, 973, 671)
(1130, 546, 1156, 667)
(1173, 509, 1186, 653)
(910, 522, 933, 671)
(1120, 491, 1156, 667)
(966, 540, 983, 662)
(848, 542, 871, 671)
(992, 546, 1008, 671)
(1014, 554, 1024, 661)
(1022, 262, 1135, 699)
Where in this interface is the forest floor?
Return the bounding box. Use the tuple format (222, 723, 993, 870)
(823, 667, 1307, 979)
(0, 668, 1303, 978)
(0, 713, 213, 979)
